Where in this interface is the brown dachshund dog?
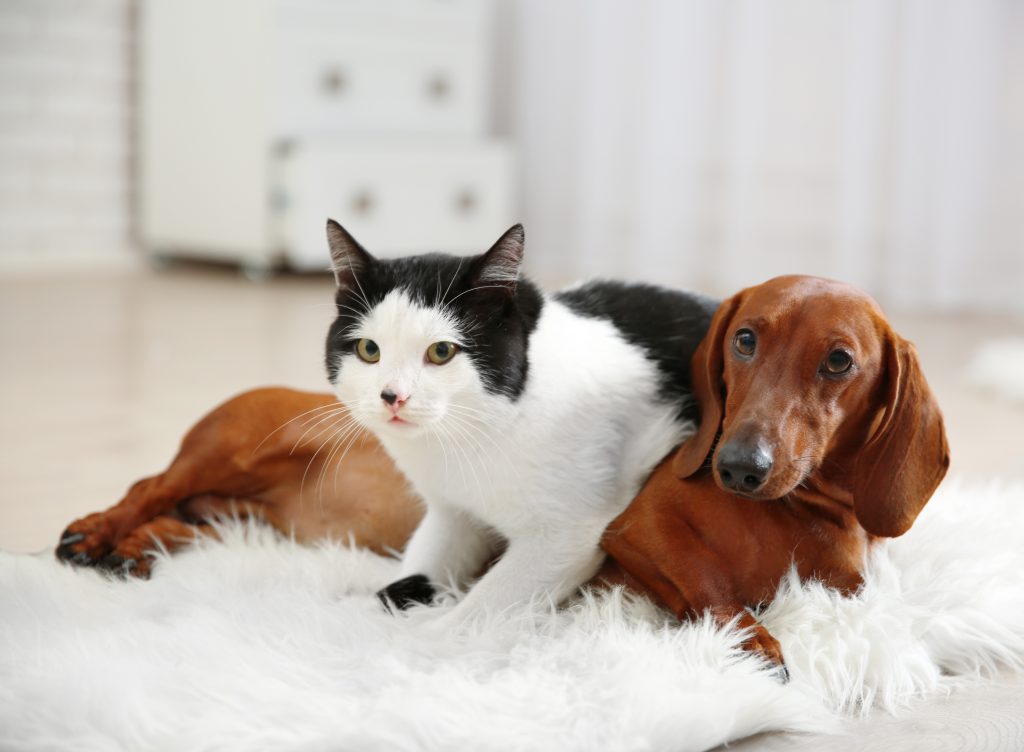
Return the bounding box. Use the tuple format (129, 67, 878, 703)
(56, 387, 423, 577)
(601, 275, 950, 671)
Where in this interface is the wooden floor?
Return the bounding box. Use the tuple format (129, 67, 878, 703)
(1, 264, 1022, 750)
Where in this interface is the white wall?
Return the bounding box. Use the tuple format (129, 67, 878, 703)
(0, 0, 135, 267)
(2, 0, 1020, 315)
(502, 0, 1024, 313)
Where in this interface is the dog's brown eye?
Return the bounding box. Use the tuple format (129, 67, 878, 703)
(824, 349, 853, 375)
(733, 329, 756, 358)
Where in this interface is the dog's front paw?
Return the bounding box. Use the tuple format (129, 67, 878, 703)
(56, 513, 116, 567)
(377, 574, 436, 613)
(741, 624, 789, 683)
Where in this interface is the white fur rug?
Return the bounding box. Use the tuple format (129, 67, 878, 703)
(2, 480, 1024, 752)
(968, 338, 1024, 404)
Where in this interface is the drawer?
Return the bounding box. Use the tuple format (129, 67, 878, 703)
(273, 33, 487, 138)
(272, 0, 490, 138)
(273, 138, 516, 270)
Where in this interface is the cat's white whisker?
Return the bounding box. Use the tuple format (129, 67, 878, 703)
(299, 425, 340, 510)
(313, 421, 359, 512)
(444, 403, 522, 447)
(427, 425, 451, 484)
(432, 419, 470, 490)
(250, 400, 343, 457)
(444, 402, 504, 421)
(441, 284, 509, 309)
(323, 420, 369, 504)
(439, 418, 483, 498)
(443, 409, 520, 483)
(308, 412, 368, 510)
(334, 301, 368, 319)
(298, 407, 369, 505)
(345, 259, 371, 311)
(441, 416, 493, 502)
(437, 258, 465, 316)
(296, 406, 348, 430)
(289, 407, 353, 455)
(445, 411, 515, 495)
(436, 417, 487, 504)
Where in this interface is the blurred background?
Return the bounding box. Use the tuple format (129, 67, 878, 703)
(1, 0, 1022, 553)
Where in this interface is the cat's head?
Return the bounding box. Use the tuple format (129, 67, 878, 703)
(324, 220, 542, 438)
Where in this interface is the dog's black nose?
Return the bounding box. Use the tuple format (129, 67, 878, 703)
(717, 441, 773, 493)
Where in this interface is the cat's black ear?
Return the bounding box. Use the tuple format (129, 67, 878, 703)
(326, 219, 374, 291)
(468, 224, 525, 294)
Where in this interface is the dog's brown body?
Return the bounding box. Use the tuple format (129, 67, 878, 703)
(56, 387, 423, 577)
(601, 276, 950, 667)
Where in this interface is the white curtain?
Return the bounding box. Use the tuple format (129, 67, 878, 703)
(500, 0, 1024, 312)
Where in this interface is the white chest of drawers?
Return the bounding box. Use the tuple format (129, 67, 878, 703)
(138, 0, 514, 276)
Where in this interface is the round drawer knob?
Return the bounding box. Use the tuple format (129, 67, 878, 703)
(351, 189, 375, 215)
(426, 73, 451, 102)
(322, 67, 348, 96)
(454, 189, 477, 215)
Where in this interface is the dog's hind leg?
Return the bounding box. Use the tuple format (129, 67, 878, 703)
(55, 387, 332, 568)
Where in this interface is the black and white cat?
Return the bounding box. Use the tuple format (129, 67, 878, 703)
(325, 220, 717, 625)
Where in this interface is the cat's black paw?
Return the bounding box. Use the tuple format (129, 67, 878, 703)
(377, 574, 436, 613)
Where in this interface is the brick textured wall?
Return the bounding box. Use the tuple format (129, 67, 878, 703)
(0, 0, 134, 265)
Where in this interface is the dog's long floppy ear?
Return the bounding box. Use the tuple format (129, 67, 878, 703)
(853, 335, 950, 538)
(672, 293, 744, 478)
(326, 219, 374, 292)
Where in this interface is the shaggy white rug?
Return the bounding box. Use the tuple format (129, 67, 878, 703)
(968, 338, 1024, 404)
(2, 480, 1024, 752)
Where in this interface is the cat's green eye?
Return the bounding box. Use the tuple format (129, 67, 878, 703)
(356, 338, 380, 363)
(426, 341, 459, 365)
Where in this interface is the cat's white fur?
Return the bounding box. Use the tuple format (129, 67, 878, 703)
(332, 288, 691, 624)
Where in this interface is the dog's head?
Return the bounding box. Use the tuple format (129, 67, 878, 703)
(672, 275, 949, 538)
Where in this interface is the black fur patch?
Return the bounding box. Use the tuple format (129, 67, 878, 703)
(555, 281, 719, 420)
(325, 251, 543, 400)
(377, 574, 436, 612)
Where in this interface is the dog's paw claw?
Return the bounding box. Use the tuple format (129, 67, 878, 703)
(56, 517, 114, 565)
(99, 553, 129, 570)
(99, 554, 150, 579)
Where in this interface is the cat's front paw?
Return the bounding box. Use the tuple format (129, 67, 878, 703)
(377, 574, 436, 613)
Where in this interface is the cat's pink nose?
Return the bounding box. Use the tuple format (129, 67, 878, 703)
(381, 389, 409, 410)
